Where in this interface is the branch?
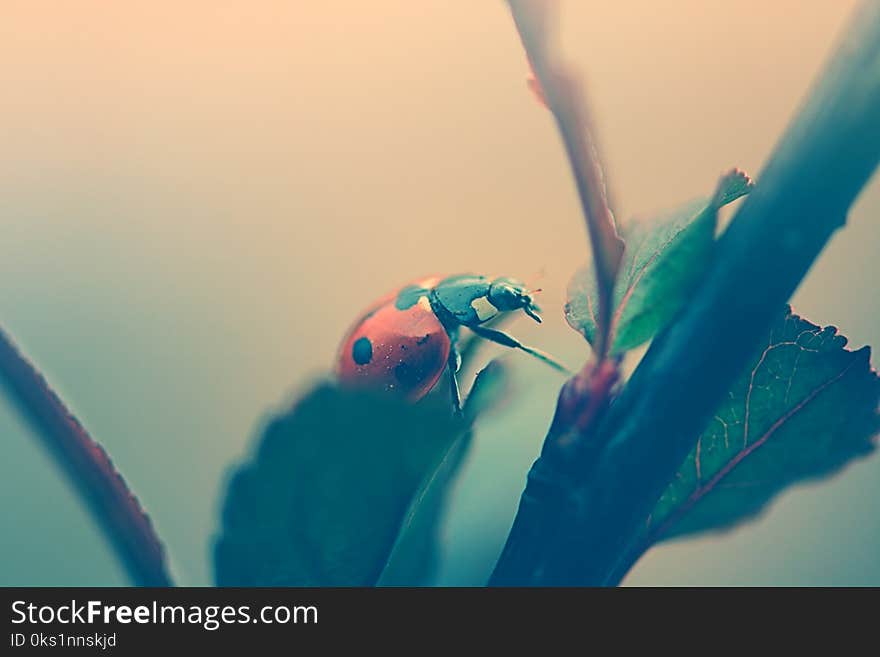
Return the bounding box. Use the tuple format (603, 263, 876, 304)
(508, 0, 624, 359)
(0, 326, 173, 586)
(493, 0, 880, 585)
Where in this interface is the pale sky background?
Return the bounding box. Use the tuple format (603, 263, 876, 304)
(1, 1, 878, 585)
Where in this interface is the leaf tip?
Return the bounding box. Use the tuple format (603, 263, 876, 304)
(463, 357, 512, 422)
(713, 168, 754, 208)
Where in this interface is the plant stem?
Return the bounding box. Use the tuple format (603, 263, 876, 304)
(493, 0, 880, 586)
(0, 326, 173, 586)
(507, 0, 624, 359)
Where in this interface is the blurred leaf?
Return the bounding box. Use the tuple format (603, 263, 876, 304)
(215, 365, 508, 586)
(214, 384, 460, 586)
(376, 433, 471, 585)
(378, 360, 510, 585)
(565, 169, 752, 354)
(642, 308, 879, 546)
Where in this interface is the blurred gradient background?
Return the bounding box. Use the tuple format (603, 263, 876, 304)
(2, 0, 878, 586)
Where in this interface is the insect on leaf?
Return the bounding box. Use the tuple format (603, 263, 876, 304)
(565, 169, 752, 354)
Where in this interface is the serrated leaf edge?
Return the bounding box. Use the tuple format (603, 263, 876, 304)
(642, 309, 878, 546)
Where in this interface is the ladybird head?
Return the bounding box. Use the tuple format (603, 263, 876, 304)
(488, 277, 543, 323)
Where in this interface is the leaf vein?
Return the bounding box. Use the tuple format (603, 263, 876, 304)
(646, 357, 857, 545)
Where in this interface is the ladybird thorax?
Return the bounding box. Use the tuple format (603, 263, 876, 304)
(428, 275, 499, 329)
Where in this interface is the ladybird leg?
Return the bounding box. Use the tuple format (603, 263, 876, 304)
(468, 325, 571, 375)
(447, 341, 463, 416)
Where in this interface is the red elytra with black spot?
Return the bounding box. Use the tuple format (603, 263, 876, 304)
(336, 277, 451, 400)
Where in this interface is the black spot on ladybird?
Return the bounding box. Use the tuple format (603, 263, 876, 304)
(352, 337, 373, 365)
(416, 334, 431, 346)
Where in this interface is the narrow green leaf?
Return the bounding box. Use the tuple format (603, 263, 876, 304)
(463, 359, 511, 422)
(645, 308, 879, 545)
(376, 432, 471, 585)
(565, 169, 752, 354)
(378, 359, 509, 585)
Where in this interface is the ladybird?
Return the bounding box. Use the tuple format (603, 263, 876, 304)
(336, 274, 568, 412)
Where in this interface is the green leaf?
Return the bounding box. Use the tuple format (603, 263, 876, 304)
(463, 359, 510, 422)
(376, 432, 471, 585)
(378, 360, 510, 585)
(214, 363, 508, 586)
(644, 308, 879, 546)
(214, 383, 467, 586)
(565, 169, 752, 354)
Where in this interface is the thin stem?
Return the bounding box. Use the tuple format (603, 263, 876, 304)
(507, 0, 624, 360)
(491, 1, 625, 586)
(0, 326, 173, 586)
